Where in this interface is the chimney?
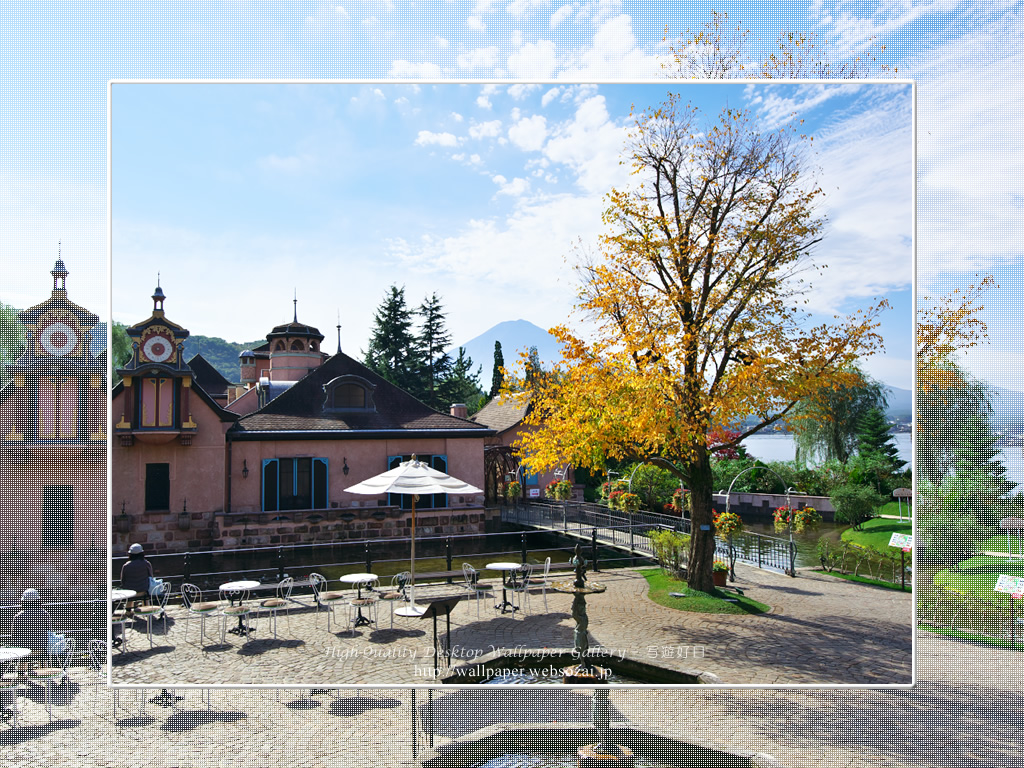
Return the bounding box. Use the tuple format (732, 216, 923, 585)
(450, 403, 468, 419)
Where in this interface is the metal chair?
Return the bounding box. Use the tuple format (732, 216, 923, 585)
(310, 572, 347, 632)
(134, 582, 171, 648)
(462, 563, 494, 619)
(111, 605, 132, 653)
(525, 556, 552, 612)
(511, 563, 535, 617)
(0, 659, 19, 728)
(29, 637, 74, 724)
(181, 583, 221, 647)
(378, 571, 410, 628)
(260, 576, 294, 640)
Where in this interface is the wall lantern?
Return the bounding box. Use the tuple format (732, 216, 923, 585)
(343, 458, 349, 476)
(242, 459, 249, 479)
(116, 500, 131, 534)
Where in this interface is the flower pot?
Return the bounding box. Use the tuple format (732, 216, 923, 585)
(712, 570, 727, 588)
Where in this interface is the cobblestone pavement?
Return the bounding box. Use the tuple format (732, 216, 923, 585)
(111, 565, 912, 686)
(1, 630, 1019, 768)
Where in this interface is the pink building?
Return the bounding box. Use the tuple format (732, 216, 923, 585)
(0, 260, 106, 603)
(111, 287, 493, 555)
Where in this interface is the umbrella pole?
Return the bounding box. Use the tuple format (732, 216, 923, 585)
(409, 494, 417, 609)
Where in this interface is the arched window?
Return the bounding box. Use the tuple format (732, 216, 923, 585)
(274, 341, 285, 351)
(290, 339, 304, 351)
(322, 375, 375, 412)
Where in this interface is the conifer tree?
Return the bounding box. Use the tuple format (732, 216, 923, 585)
(417, 293, 452, 409)
(490, 341, 504, 398)
(439, 347, 483, 414)
(0, 302, 25, 385)
(856, 407, 904, 472)
(363, 285, 419, 394)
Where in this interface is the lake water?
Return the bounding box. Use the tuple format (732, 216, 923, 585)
(740, 432, 1024, 487)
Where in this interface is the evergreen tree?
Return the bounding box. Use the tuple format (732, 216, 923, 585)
(856, 407, 905, 472)
(439, 347, 483, 414)
(950, 412, 1017, 527)
(0, 302, 25, 384)
(524, 345, 542, 386)
(417, 293, 453, 409)
(489, 340, 504, 398)
(362, 285, 419, 394)
(110, 322, 133, 384)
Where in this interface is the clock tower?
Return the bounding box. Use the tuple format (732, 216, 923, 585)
(114, 279, 197, 445)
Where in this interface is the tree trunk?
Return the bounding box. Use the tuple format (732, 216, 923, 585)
(686, 448, 717, 593)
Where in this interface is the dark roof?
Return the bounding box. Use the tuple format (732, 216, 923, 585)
(267, 320, 324, 341)
(472, 393, 531, 433)
(187, 353, 234, 397)
(229, 352, 493, 438)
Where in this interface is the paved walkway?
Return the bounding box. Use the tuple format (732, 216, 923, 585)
(1, 631, 1020, 768)
(112, 565, 912, 686)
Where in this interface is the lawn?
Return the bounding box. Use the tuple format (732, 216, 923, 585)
(817, 570, 910, 591)
(841, 516, 913, 555)
(933, 556, 1024, 602)
(638, 568, 770, 615)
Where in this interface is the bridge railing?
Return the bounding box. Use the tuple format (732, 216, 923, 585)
(507, 500, 795, 577)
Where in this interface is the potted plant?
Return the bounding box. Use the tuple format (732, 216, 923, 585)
(619, 492, 641, 512)
(554, 479, 572, 500)
(713, 510, 743, 538)
(792, 506, 822, 533)
(504, 480, 522, 503)
(712, 559, 729, 587)
(607, 490, 625, 510)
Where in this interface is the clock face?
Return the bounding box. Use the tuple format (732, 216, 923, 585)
(40, 321, 79, 357)
(143, 334, 174, 363)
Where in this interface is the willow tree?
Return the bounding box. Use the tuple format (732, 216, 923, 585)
(513, 96, 887, 593)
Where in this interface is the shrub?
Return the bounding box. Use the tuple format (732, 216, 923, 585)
(830, 484, 886, 530)
(649, 529, 690, 577)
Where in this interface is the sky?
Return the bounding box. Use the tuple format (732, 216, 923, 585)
(1, 1, 1020, 394)
(109, 81, 913, 388)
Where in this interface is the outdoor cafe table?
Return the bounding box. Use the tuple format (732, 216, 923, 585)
(339, 573, 378, 628)
(219, 580, 261, 636)
(486, 562, 523, 613)
(0, 647, 30, 722)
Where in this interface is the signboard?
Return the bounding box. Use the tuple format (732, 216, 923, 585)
(888, 533, 913, 550)
(528, 488, 540, 498)
(994, 574, 1024, 596)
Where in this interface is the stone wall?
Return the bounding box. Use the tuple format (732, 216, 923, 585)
(711, 492, 836, 522)
(114, 505, 496, 555)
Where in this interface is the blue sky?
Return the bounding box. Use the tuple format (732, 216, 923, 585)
(111, 81, 912, 387)
(2, 1, 1020, 393)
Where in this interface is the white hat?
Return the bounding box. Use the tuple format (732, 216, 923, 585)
(128, 543, 144, 555)
(21, 588, 40, 602)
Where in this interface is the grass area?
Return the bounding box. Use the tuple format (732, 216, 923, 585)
(933, 560, 1024, 602)
(814, 569, 910, 591)
(977, 532, 1024, 554)
(840, 516, 912, 555)
(918, 623, 1024, 650)
(638, 568, 770, 615)
(877, 500, 912, 520)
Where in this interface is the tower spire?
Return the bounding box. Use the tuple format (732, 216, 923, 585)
(336, 309, 342, 354)
(293, 289, 298, 323)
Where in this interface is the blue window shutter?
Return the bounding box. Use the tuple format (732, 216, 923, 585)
(313, 458, 328, 510)
(262, 459, 279, 512)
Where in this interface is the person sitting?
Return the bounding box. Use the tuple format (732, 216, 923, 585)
(10, 588, 52, 675)
(120, 542, 155, 611)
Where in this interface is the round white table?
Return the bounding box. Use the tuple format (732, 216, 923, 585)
(219, 580, 261, 635)
(340, 573, 378, 627)
(111, 589, 136, 602)
(486, 562, 523, 613)
(0, 647, 31, 665)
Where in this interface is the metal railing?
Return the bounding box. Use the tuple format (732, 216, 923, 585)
(718, 531, 796, 576)
(0, 598, 108, 659)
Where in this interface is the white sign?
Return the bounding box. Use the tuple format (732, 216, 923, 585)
(528, 488, 540, 498)
(994, 574, 1024, 595)
(888, 533, 913, 549)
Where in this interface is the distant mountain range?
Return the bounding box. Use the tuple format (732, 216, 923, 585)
(449, 319, 563, 376)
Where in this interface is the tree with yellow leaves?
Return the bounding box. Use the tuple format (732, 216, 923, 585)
(512, 95, 889, 593)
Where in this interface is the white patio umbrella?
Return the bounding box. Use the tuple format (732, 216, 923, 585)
(344, 455, 482, 616)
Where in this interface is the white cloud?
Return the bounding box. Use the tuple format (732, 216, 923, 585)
(466, 15, 486, 32)
(492, 174, 507, 185)
(434, 36, 449, 48)
(541, 87, 560, 107)
(495, 176, 531, 197)
(469, 119, 502, 139)
(542, 95, 629, 194)
(476, 94, 492, 109)
(508, 83, 540, 100)
(555, 15, 661, 78)
(476, 83, 499, 109)
(451, 111, 464, 122)
(258, 154, 315, 173)
(507, 0, 550, 17)
(550, 4, 573, 29)
(507, 39, 558, 79)
(414, 130, 459, 147)
(388, 60, 442, 78)
(508, 114, 548, 152)
(335, 5, 349, 19)
(457, 46, 500, 69)
(361, 15, 379, 30)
